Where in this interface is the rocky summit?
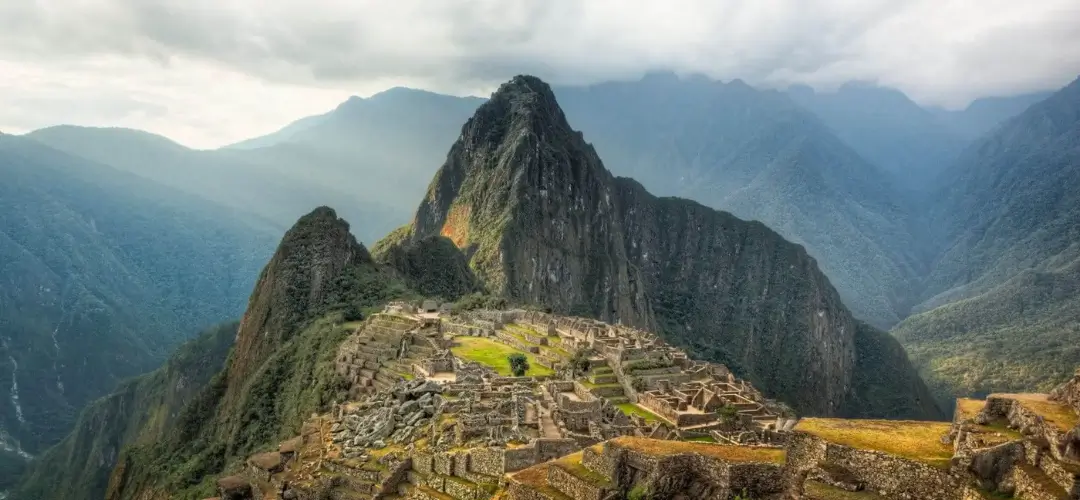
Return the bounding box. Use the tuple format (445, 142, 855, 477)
(56, 75, 961, 500)
(396, 75, 937, 419)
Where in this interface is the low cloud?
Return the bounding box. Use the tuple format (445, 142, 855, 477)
(1, 0, 1078, 147)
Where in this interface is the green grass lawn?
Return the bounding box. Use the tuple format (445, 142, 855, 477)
(451, 337, 554, 377)
(503, 324, 571, 359)
(616, 403, 661, 423)
(685, 436, 717, 443)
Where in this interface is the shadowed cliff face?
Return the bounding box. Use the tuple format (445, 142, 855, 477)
(413, 76, 651, 328)
(225, 206, 370, 406)
(409, 75, 939, 418)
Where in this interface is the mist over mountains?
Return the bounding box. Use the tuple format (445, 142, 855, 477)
(2, 69, 1077, 496)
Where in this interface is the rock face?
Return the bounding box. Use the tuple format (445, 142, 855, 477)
(371, 227, 481, 301)
(103, 207, 409, 500)
(225, 206, 370, 406)
(404, 75, 939, 419)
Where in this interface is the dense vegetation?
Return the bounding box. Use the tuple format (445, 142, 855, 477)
(104, 208, 416, 500)
(10, 322, 237, 500)
(372, 226, 482, 301)
(785, 82, 965, 190)
(0, 134, 276, 476)
(555, 75, 930, 328)
(895, 76, 1080, 405)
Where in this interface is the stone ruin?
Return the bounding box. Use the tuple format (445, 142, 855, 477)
(329, 378, 445, 458)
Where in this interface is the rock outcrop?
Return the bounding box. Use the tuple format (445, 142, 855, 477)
(225, 206, 370, 406)
(103, 207, 408, 500)
(399, 75, 938, 419)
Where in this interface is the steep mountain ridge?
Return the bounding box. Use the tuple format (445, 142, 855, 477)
(895, 76, 1080, 404)
(930, 90, 1056, 139)
(102, 207, 414, 499)
(555, 75, 928, 328)
(786, 82, 967, 189)
(401, 75, 939, 419)
(0, 133, 275, 480)
(10, 322, 236, 500)
(925, 76, 1080, 309)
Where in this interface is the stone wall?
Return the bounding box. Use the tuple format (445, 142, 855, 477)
(557, 394, 601, 413)
(784, 432, 964, 500)
(504, 447, 540, 472)
(985, 396, 1073, 463)
(547, 464, 608, 500)
(1051, 370, 1080, 416)
(468, 448, 506, 477)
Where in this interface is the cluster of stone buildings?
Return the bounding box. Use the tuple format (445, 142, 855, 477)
(206, 302, 1080, 500)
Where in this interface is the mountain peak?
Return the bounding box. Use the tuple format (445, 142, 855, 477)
(224, 206, 369, 406)
(485, 74, 565, 121)
(404, 75, 936, 418)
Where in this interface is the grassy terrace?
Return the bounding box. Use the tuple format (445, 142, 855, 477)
(616, 403, 661, 423)
(503, 324, 572, 358)
(510, 464, 571, 500)
(955, 398, 986, 421)
(552, 451, 614, 488)
(608, 436, 785, 463)
(795, 419, 953, 468)
(992, 393, 1080, 432)
(450, 336, 554, 377)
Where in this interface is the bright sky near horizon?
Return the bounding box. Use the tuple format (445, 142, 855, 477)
(1, 0, 1078, 148)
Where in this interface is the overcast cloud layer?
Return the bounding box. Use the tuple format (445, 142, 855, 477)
(1, 0, 1078, 148)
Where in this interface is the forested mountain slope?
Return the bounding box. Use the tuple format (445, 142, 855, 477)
(554, 74, 928, 328)
(0, 134, 275, 486)
(400, 75, 939, 419)
(786, 82, 966, 190)
(896, 76, 1080, 403)
(25, 88, 484, 244)
(10, 322, 236, 500)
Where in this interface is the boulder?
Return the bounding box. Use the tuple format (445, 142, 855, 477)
(399, 400, 419, 415)
(409, 380, 443, 396)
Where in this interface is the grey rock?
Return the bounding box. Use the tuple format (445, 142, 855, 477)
(399, 400, 419, 415)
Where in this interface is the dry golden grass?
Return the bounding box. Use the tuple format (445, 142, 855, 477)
(552, 451, 613, 487)
(955, 398, 986, 422)
(992, 393, 1080, 432)
(609, 436, 785, 463)
(511, 463, 550, 488)
(795, 418, 953, 468)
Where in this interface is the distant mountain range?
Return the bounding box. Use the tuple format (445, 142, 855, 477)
(896, 77, 1080, 400)
(2, 71, 1073, 495)
(43, 75, 936, 500)
(0, 133, 276, 487)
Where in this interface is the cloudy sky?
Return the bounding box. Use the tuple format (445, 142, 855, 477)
(1, 0, 1078, 148)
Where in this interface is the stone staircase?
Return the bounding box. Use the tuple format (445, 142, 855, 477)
(337, 315, 430, 398)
